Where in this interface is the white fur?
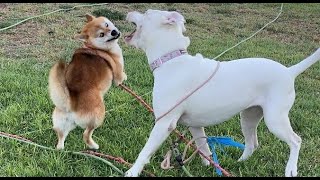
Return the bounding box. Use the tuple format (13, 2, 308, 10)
(124, 9, 320, 177)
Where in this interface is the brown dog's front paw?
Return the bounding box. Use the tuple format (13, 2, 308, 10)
(114, 72, 127, 86)
(122, 72, 127, 81)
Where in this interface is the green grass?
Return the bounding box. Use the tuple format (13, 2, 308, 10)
(92, 9, 125, 20)
(0, 3, 320, 177)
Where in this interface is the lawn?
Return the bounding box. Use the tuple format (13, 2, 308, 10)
(0, 3, 319, 177)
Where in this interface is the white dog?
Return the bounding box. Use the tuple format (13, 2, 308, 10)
(123, 9, 320, 177)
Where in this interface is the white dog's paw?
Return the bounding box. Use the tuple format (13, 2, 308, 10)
(285, 165, 298, 177)
(56, 143, 64, 150)
(124, 169, 139, 177)
(237, 155, 249, 162)
(238, 153, 252, 162)
(237, 156, 245, 162)
(238, 147, 255, 161)
(201, 158, 210, 166)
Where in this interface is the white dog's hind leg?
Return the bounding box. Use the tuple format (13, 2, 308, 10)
(124, 115, 180, 177)
(263, 92, 301, 177)
(188, 127, 211, 166)
(238, 106, 263, 161)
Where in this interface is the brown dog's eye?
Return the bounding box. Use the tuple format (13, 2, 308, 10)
(105, 23, 108, 27)
(99, 33, 105, 37)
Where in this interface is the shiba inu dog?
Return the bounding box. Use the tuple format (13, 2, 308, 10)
(48, 14, 126, 150)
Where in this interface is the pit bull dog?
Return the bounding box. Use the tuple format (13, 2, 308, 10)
(123, 9, 320, 177)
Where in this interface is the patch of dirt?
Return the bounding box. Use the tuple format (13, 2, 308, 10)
(261, 18, 319, 44)
(1, 21, 48, 59)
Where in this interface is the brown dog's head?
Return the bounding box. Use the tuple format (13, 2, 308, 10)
(75, 14, 121, 51)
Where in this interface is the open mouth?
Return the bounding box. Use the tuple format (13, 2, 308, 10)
(124, 22, 137, 41)
(107, 33, 121, 42)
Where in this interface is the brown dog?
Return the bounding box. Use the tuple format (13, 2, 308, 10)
(48, 14, 126, 150)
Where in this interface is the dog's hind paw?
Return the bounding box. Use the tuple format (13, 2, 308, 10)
(285, 165, 298, 177)
(238, 147, 255, 161)
(56, 143, 64, 150)
(202, 158, 210, 166)
(124, 169, 139, 177)
(87, 142, 99, 150)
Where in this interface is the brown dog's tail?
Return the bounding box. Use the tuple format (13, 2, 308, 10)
(48, 60, 71, 111)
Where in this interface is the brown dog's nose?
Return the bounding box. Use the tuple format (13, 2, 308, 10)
(111, 30, 118, 36)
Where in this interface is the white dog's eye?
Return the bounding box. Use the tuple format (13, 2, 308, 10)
(99, 32, 105, 37)
(105, 23, 108, 27)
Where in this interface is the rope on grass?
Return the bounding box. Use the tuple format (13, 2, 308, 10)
(0, 131, 124, 176)
(0, 3, 109, 32)
(213, 3, 284, 59)
(106, 90, 152, 113)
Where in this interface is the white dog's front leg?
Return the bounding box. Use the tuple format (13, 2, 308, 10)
(124, 117, 178, 177)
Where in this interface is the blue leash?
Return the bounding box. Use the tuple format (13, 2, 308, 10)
(207, 136, 245, 176)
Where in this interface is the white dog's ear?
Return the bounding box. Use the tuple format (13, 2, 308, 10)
(74, 33, 88, 42)
(163, 11, 185, 25)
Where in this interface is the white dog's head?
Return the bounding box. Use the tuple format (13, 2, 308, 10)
(124, 9, 190, 53)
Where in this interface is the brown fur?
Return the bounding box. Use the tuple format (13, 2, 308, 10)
(66, 48, 113, 116)
(48, 14, 126, 150)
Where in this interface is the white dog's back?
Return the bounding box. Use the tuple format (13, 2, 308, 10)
(153, 48, 320, 126)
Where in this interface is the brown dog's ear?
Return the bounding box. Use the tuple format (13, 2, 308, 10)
(74, 33, 88, 42)
(85, 13, 95, 22)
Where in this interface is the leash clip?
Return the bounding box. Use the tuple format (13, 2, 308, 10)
(171, 141, 184, 167)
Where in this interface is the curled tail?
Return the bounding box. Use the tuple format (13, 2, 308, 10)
(289, 48, 320, 78)
(48, 60, 70, 111)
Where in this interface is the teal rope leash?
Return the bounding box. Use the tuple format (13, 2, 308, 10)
(207, 136, 245, 176)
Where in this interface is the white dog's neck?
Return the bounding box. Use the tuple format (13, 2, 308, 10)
(145, 34, 190, 65)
